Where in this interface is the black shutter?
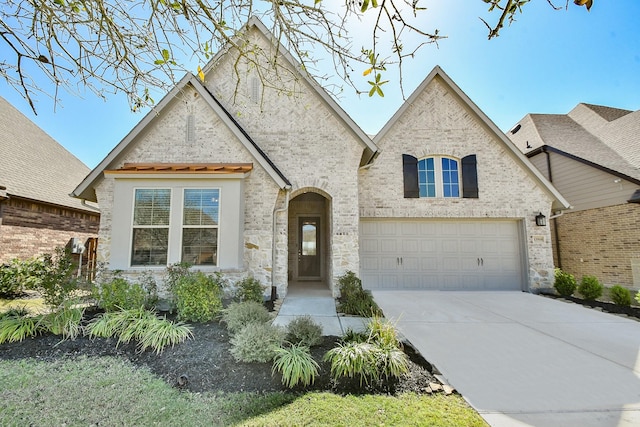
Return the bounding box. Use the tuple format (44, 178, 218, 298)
(462, 154, 478, 198)
(402, 154, 419, 198)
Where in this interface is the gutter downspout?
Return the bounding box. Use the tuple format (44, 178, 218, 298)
(271, 187, 291, 301)
(543, 147, 562, 269)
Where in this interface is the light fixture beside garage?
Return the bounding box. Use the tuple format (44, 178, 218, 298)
(535, 212, 547, 227)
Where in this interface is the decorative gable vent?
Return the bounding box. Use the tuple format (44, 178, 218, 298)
(186, 113, 195, 144)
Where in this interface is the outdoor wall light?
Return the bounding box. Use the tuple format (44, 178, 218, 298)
(535, 212, 547, 227)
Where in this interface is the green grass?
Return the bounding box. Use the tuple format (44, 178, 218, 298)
(0, 357, 486, 426)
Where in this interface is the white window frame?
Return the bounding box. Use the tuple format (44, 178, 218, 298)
(130, 188, 172, 267)
(180, 187, 222, 267)
(418, 156, 461, 198)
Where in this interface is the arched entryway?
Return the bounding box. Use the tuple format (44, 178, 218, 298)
(287, 190, 331, 295)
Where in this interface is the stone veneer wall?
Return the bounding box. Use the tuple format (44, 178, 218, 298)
(553, 203, 640, 288)
(0, 197, 99, 262)
(359, 76, 556, 290)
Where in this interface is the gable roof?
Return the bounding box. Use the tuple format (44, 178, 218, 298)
(514, 104, 640, 183)
(73, 16, 380, 202)
(375, 66, 571, 210)
(204, 17, 379, 165)
(0, 96, 96, 212)
(72, 74, 291, 202)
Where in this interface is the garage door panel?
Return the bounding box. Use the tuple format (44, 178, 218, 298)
(360, 220, 523, 291)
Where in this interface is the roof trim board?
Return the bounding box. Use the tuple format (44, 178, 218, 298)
(527, 145, 640, 187)
(105, 163, 254, 174)
(375, 66, 571, 210)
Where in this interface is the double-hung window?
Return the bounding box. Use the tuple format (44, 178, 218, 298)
(418, 157, 460, 198)
(131, 189, 171, 266)
(182, 189, 219, 266)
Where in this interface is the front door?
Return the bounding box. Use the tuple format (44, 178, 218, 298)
(298, 216, 321, 279)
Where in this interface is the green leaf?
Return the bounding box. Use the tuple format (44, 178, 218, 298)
(368, 86, 376, 97)
(162, 49, 170, 61)
(361, 0, 369, 13)
(376, 86, 384, 97)
(371, 0, 378, 7)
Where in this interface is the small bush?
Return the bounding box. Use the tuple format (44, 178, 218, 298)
(337, 271, 382, 317)
(636, 290, 640, 305)
(341, 328, 369, 344)
(325, 316, 409, 385)
(86, 308, 192, 354)
(286, 315, 323, 347)
(554, 269, 577, 297)
(39, 303, 84, 340)
(0, 258, 44, 298)
(578, 275, 604, 301)
(609, 285, 632, 307)
(324, 341, 378, 385)
(230, 322, 285, 363)
(38, 248, 80, 309)
(234, 277, 266, 303)
(221, 301, 272, 334)
(0, 312, 43, 344)
(172, 271, 223, 322)
(165, 262, 193, 293)
(94, 277, 146, 312)
(272, 344, 319, 388)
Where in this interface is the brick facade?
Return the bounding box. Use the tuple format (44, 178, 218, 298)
(87, 25, 561, 295)
(359, 76, 557, 290)
(553, 203, 640, 287)
(0, 197, 99, 262)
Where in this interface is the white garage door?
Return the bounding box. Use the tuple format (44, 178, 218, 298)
(360, 219, 524, 291)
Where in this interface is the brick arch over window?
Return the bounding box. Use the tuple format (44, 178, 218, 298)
(402, 154, 478, 199)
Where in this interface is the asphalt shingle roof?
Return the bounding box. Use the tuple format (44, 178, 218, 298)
(0, 96, 95, 212)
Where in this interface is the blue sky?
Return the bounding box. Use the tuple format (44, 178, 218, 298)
(2, 0, 639, 169)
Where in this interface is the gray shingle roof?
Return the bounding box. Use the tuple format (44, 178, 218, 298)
(582, 103, 632, 122)
(0, 96, 95, 212)
(511, 104, 640, 182)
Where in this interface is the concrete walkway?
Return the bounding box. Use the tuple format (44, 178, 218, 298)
(372, 291, 640, 427)
(272, 296, 369, 336)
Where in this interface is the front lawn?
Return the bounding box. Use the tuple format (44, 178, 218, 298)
(0, 356, 486, 426)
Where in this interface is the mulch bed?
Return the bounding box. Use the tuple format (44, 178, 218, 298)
(0, 309, 442, 395)
(542, 293, 640, 320)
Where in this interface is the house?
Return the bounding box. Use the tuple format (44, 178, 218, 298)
(508, 104, 640, 288)
(72, 17, 569, 297)
(0, 96, 100, 266)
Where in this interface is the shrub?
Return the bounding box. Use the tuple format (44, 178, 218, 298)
(172, 271, 223, 322)
(234, 277, 266, 303)
(38, 248, 80, 309)
(94, 277, 147, 312)
(324, 341, 378, 385)
(341, 328, 369, 344)
(230, 322, 285, 362)
(609, 285, 632, 307)
(337, 271, 382, 317)
(325, 316, 409, 385)
(165, 262, 193, 293)
(0, 257, 47, 298)
(578, 275, 604, 301)
(0, 311, 43, 344)
(636, 290, 640, 305)
(272, 344, 320, 388)
(286, 315, 323, 347)
(221, 301, 272, 334)
(86, 308, 193, 354)
(554, 269, 577, 297)
(39, 303, 84, 340)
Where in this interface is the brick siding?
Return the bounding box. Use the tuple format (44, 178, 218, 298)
(0, 197, 99, 262)
(553, 203, 640, 287)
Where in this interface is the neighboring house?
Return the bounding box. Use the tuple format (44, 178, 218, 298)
(72, 17, 569, 297)
(0, 96, 100, 264)
(508, 103, 640, 288)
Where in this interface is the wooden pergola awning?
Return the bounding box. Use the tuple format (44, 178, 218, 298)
(105, 163, 253, 174)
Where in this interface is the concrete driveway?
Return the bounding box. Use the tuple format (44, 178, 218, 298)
(371, 291, 640, 427)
